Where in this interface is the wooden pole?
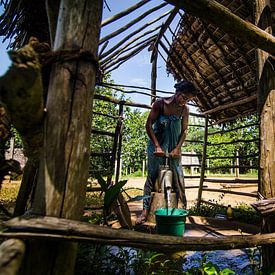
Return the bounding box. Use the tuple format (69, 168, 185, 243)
(165, 0, 275, 55)
(197, 115, 208, 207)
(23, 1, 103, 275)
(0, 239, 25, 275)
(150, 47, 158, 105)
(255, 0, 275, 272)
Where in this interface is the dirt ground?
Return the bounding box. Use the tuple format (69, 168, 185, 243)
(125, 176, 258, 209)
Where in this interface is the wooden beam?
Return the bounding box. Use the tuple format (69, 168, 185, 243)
(101, 0, 150, 27)
(100, 3, 168, 44)
(165, 0, 275, 55)
(203, 95, 257, 115)
(1, 215, 271, 252)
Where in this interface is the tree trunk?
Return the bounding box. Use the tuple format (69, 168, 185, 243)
(255, 0, 275, 272)
(21, 1, 103, 274)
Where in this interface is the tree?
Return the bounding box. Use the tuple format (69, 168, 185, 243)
(122, 108, 148, 174)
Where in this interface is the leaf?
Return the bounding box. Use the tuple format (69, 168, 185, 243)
(220, 268, 235, 275)
(104, 180, 128, 209)
(94, 174, 108, 192)
(127, 195, 151, 202)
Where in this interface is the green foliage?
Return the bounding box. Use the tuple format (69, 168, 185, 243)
(189, 202, 261, 225)
(95, 174, 127, 210)
(90, 75, 124, 177)
(122, 108, 148, 173)
(76, 244, 265, 274)
(184, 254, 235, 275)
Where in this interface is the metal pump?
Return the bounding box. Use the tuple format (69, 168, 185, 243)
(158, 152, 174, 208)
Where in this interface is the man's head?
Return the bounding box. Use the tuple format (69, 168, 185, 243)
(174, 80, 197, 106)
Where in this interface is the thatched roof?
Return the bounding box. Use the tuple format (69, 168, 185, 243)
(166, 0, 257, 123)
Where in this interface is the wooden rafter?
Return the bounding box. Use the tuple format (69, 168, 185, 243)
(100, 12, 169, 59)
(100, 2, 168, 44)
(101, 0, 150, 27)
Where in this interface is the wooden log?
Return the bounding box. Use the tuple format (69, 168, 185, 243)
(252, 198, 275, 216)
(23, 1, 103, 275)
(256, 0, 275, 271)
(165, 0, 275, 55)
(2, 215, 275, 252)
(0, 239, 25, 275)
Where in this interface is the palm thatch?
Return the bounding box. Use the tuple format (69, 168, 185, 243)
(166, 0, 258, 123)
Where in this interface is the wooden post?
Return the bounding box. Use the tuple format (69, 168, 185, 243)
(0, 239, 25, 274)
(150, 48, 158, 105)
(255, 0, 275, 272)
(22, 1, 103, 274)
(235, 150, 240, 179)
(197, 115, 208, 207)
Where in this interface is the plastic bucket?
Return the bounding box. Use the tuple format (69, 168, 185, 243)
(154, 208, 189, 236)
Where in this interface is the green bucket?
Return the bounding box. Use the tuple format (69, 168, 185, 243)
(154, 208, 189, 236)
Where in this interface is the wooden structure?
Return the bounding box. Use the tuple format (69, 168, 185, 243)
(0, 0, 275, 274)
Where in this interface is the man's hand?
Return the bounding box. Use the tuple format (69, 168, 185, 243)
(153, 146, 165, 157)
(170, 147, 181, 158)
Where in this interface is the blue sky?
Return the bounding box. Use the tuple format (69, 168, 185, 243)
(0, 1, 178, 105)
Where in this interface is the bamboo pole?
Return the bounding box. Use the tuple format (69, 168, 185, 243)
(150, 47, 158, 105)
(100, 3, 168, 44)
(100, 18, 164, 59)
(101, 0, 150, 27)
(201, 188, 258, 198)
(202, 95, 257, 115)
(104, 39, 154, 73)
(208, 123, 259, 135)
(197, 115, 208, 207)
(102, 36, 156, 70)
(101, 33, 158, 66)
(165, 0, 275, 55)
(208, 138, 259, 146)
